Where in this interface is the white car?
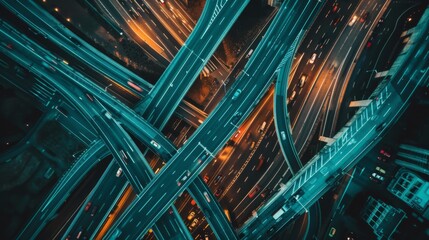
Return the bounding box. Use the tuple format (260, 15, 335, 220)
(371, 172, 384, 181)
(150, 140, 161, 149)
(309, 53, 317, 64)
(204, 192, 211, 202)
(376, 166, 386, 174)
(281, 131, 287, 140)
(116, 167, 123, 177)
(348, 15, 358, 26)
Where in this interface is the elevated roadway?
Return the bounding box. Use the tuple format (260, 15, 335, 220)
(0, 23, 192, 240)
(105, 1, 324, 239)
(136, 0, 250, 128)
(0, 0, 207, 128)
(238, 7, 429, 238)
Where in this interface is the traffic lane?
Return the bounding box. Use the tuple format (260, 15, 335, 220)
(108, 1, 322, 236)
(204, 96, 275, 196)
(289, 0, 380, 126)
(105, 0, 169, 59)
(113, 109, 176, 159)
(145, 0, 244, 107)
(66, 93, 193, 238)
(291, 1, 384, 149)
(242, 13, 429, 239)
(112, 68, 274, 239)
(174, 94, 275, 233)
(243, 85, 405, 239)
(137, 0, 190, 43)
(288, 0, 358, 123)
(4, 1, 153, 93)
(66, 162, 127, 239)
(224, 128, 287, 225)
(142, 0, 250, 123)
(133, 2, 181, 54)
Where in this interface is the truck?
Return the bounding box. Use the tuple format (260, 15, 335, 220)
(272, 204, 289, 221)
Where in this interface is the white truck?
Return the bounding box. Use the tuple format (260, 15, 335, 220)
(272, 204, 289, 221)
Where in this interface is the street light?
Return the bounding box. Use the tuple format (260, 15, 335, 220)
(221, 79, 227, 93)
(104, 83, 112, 91)
(294, 195, 308, 213)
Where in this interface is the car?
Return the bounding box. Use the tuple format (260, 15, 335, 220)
(76, 226, 83, 239)
(187, 211, 195, 220)
(333, 16, 341, 26)
(299, 74, 307, 87)
(203, 175, 209, 183)
(203, 191, 211, 202)
(150, 140, 161, 149)
(159, 0, 165, 4)
(231, 112, 242, 124)
(360, 11, 369, 22)
(232, 89, 242, 100)
(309, 53, 317, 64)
(234, 130, 242, 138)
(329, 227, 337, 237)
(214, 187, 224, 197)
(116, 168, 123, 177)
(127, 80, 143, 92)
(90, 205, 98, 217)
(288, 90, 297, 103)
(249, 141, 256, 150)
(177, 170, 191, 186)
(119, 150, 127, 162)
(260, 188, 271, 198)
(190, 218, 199, 228)
(380, 149, 391, 158)
(190, 199, 196, 206)
(281, 131, 287, 140)
(332, 3, 339, 13)
(366, 41, 372, 48)
(84, 202, 92, 212)
(348, 15, 358, 26)
(248, 185, 260, 198)
(370, 172, 384, 183)
(376, 166, 386, 174)
(214, 175, 223, 185)
(375, 122, 386, 132)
